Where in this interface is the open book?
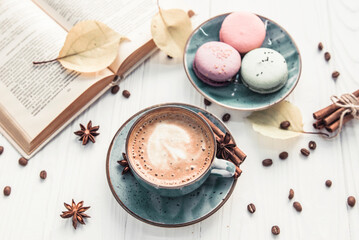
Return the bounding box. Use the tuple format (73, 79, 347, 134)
(0, 0, 160, 158)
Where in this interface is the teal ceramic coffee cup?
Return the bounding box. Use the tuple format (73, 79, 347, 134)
(125, 106, 236, 197)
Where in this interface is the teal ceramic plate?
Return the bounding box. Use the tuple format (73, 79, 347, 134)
(184, 13, 302, 111)
(106, 103, 237, 227)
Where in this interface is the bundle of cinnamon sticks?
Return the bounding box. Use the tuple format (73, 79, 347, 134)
(198, 112, 246, 178)
(313, 89, 359, 133)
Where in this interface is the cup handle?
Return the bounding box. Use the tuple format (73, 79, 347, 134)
(210, 158, 236, 177)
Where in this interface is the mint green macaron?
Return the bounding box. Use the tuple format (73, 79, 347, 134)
(240, 48, 288, 94)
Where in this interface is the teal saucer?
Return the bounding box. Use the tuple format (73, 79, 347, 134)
(106, 103, 237, 227)
(183, 13, 302, 111)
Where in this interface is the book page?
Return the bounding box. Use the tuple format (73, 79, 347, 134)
(33, 0, 158, 71)
(0, 0, 113, 140)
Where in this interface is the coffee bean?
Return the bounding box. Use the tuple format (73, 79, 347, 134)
(167, 55, 173, 59)
(187, 10, 195, 18)
(40, 170, 47, 180)
(280, 121, 290, 130)
(204, 98, 212, 106)
(300, 148, 310, 157)
(111, 85, 120, 94)
(332, 71, 340, 79)
(324, 52, 331, 61)
(293, 201, 302, 212)
(348, 196, 356, 207)
(0, 146, 3, 155)
(19, 157, 28, 166)
(318, 42, 323, 51)
(3, 186, 11, 196)
(279, 151, 288, 160)
(271, 226, 280, 235)
(288, 188, 294, 200)
(325, 180, 332, 187)
(222, 113, 230, 122)
(247, 203, 256, 214)
(308, 141, 316, 150)
(122, 90, 131, 98)
(262, 159, 273, 167)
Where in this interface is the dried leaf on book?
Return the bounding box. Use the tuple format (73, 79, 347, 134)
(34, 20, 126, 73)
(247, 101, 303, 139)
(151, 6, 192, 58)
(58, 20, 126, 72)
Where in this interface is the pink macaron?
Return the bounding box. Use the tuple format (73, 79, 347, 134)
(193, 41, 241, 87)
(220, 12, 266, 54)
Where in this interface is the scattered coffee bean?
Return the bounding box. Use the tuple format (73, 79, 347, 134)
(222, 113, 231, 122)
(19, 157, 28, 166)
(167, 55, 173, 59)
(204, 98, 212, 106)
(279, 151, 288, 160)
(280, 121, 290, 130)
(3, 186, 11, 196)
(0, 146, 3, 155)
(308, 141, 316, 150)
(271, 225, 280, 235)
(262, 159, 273, 167)
(111, 85, 120, 94)
(332, 71, 340, 79)
(122, 90, 131, 98)
(293, 201, 302, 212)
(247, 203, 256, 214)
(187, 10, 195, 18)
(300, 148, 310, 157)
(40, 170, 47, 180)
(324, 52, 331, 61)
(325, 180, 332, 188)
(288, 188, 294, 200)
(318, 42, 323, 51)
(348, 196, 356, 207)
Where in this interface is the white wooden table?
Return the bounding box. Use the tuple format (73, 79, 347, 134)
(1, 0, 358, 239)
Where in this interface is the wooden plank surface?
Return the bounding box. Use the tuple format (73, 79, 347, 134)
(0, 0, 358, 239)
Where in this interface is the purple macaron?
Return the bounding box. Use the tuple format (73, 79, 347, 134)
(193, 41, 241, 87)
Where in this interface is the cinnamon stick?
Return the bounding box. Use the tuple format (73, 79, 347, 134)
(313, 89, 359, 120)
(234, 165, 242, 178)
(233, 147, 247, 162)
(234, 170, 241, 179)
(313, 119, 325, 129)
(325, 114, 354, 133)
(323, 107, 346, 126)
(224, 151, 242, 177)
(198, 112, 247, 162)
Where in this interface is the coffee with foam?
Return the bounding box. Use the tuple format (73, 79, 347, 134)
(127, 109, 214, 186)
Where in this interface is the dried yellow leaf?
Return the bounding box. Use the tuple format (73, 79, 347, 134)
(58, 20, 125, 73)
(247, 101, 304, 139)
(151, 8, 192, 58)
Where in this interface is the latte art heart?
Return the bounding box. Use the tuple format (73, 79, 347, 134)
(147, 123, 192, 168)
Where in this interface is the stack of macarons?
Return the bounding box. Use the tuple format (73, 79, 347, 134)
(193, 12, 289, 94)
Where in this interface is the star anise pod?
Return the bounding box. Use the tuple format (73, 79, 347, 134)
(216, 132, 236, 160)
(60, 199, 90, 229)
(117, 152, 130, 175)
(74, 121, 100, 145)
